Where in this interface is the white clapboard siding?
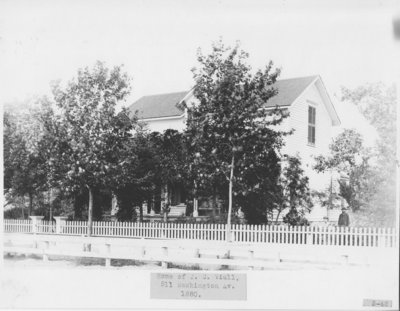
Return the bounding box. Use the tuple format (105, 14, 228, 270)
(281, 82, 332, 191)
(168, 204, 186, 217)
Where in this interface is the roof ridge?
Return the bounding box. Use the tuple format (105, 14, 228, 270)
(138, 76, 318, 98)
(140, 90, 189, 98)
(277, 75, 319, 81)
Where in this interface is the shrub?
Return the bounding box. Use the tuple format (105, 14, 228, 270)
(4, 207, 29, 219)
(283, 208, 310, 226)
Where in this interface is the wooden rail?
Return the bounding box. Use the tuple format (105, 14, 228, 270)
(4, 233, 397, 269)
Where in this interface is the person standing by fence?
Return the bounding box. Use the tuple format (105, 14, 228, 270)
(338, 208, 350, 227)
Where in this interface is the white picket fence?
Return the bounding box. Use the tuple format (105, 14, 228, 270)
(4, 219, 33, 233)
(3, 219, 57, 234)
(3, 219, 397, 248)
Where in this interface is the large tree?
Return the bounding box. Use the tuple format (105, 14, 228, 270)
(114, 128, 190, 221)
(113, 126, 155, 221)
(181, 41, 288, 237)
(314, 129, 378, 212)
(3, 100, 52, 216)
(280, 155, 313, 225)
(234, 141, 282, 224)
(339, 83, 396, 225)
(48, 61, 136, 235)
(149, 129, 189, 214)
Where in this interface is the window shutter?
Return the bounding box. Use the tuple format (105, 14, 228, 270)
(308, 106, 316, 145)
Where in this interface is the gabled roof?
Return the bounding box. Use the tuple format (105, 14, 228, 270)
(128, 75, 338, 122)
(265, 75, 318, 108)
(128, 91, 188, 119)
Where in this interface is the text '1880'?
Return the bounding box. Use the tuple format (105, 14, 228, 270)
(150, 272, 247, 300)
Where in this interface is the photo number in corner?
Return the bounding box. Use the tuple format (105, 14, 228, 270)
(150, 272, 247, 300)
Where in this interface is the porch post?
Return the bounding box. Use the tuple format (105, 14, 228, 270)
(150, 196, 155, 216)
(193, 181, 199, 217)
(111, 193, 118, 219)
(193, 198, 199, 217)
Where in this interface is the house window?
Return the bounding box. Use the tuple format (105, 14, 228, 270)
(308, 106, 316, 145)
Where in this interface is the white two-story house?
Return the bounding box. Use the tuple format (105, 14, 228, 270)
(128, 75, 341, 221)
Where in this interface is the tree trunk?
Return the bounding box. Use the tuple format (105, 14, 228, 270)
(88, 187, 93, 236)
(28, 193, 33, 216)
(227, 154, 235, 242)
(49, 189, 53, 221)
(162, 184, 169, 222)
(164, 184, 169, 208)
(212, 186, 217, 218)
(21, 198, 25, 219)
(275, 210, 282, 225)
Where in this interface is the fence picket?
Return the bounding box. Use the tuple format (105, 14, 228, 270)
(391, 227, 395, 247)
(269, 225, 276, 243)
(382, 227, 386, 247)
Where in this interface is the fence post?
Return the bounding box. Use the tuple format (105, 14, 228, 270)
(161, 246, 168, 269)
(341, 254, 349, 265)
(29, 216, 44, 234)
(193, 198, 199, 217)
(105, 243, 111, 267)
(43, 240, 50, 261)
(141, 238, 146, 257)
(248, 250, 254, 270)
(54, 216, 68, 234)
(276, 252, 281, 263)
(193, 248, 200, 269)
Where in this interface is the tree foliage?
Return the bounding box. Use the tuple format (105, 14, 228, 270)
(181, 40, 289, 228)
(114, 127, 155, 221)
(280, 155, 312, 225)
(3, 100, 52, 215)
(235, 149, 282, 224)
(50, 62, 133, 190)
(314, 129, 378, 212)
(149, 129, 188, 188)
(46, 61, 136, 232)
(113, 128, 189, 221)
(340, 83, 396, 225)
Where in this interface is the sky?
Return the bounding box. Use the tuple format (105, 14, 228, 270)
(0, 0, 398, 143)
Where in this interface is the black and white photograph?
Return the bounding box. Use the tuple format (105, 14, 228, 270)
(1, 0, 399, 309)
